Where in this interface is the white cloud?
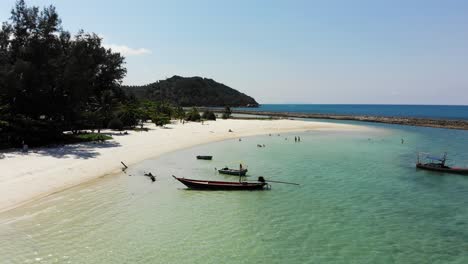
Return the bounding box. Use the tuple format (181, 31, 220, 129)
(103, 44, 151, 56)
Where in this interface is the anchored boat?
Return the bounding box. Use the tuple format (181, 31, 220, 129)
(218, 167, 248, 176)
(416, 152, 468, 175)
(173, 176, 267, 190)
(196, 155, 213, 160)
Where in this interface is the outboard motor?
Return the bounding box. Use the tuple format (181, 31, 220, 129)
(258, 176, 265, 183)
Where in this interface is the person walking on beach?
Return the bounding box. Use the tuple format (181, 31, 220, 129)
(22, 140, 28, 153)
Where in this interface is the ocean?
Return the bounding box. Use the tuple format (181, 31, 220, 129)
(1, 121, 467, 263)
(235, 104, 468, 120)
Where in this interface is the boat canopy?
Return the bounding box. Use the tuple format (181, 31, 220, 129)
(426, 155, 445, 161)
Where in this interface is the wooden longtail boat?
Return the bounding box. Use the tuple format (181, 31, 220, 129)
(416, 152, 468, 175)
(196, 155, 213, 160)
(173, 176, 267, 190)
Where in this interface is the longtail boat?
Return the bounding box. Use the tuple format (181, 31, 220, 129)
(196, 155, 213, 160)
(218, 167, 248, 176)
(172, 176, 267, 190)
(416, 152, 468, 175)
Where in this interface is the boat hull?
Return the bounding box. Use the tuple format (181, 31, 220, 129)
(218, 169, 248, 176)
(416, 163, 468, 175)
(173, 176, 266, 190)
(196, 156, 213, 160)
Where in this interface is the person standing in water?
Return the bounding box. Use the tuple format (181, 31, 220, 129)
(294, 136, 297, 142)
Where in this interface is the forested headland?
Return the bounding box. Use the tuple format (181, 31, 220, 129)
(0, 1, 255, 149)
(123, 75, 259, 107)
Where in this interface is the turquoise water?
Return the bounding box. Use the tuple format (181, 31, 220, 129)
(1, 123, 468, 263)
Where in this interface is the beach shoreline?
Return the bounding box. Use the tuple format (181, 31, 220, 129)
(0, 119, 372, 213)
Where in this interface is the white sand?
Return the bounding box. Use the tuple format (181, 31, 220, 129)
(0, 119, 369, 212)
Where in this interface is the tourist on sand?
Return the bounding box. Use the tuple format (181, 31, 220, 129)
(22, 141, 28, 153)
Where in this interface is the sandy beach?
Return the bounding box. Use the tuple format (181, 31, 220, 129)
(0, 119, 369, 213)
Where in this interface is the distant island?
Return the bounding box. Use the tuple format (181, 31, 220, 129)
(122, 76, 259, 107)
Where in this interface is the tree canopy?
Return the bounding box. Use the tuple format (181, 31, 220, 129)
(0, 0, 126, 146)
(0, 1, 221, 149)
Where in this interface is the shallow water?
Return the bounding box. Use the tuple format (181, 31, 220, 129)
(1, 123, 468, 263)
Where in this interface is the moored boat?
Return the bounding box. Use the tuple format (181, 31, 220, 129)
(173, 176, 267, 190)
(218, 167, 248, 176)
(196, 155, 213, 160)
(416, 152, 468, 175)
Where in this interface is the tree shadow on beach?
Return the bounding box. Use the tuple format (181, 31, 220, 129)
(33, 141, 122, 159)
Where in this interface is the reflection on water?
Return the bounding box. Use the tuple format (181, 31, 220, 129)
(1, 124, 468, 263)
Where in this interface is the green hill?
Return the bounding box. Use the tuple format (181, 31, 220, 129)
(122, 76, 259, 107)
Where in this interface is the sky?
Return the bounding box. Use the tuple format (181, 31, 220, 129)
(1, 0, 468, 105)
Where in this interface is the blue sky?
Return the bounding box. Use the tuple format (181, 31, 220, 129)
(1, 0, 468, 104)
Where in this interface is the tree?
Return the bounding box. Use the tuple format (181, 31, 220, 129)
(152, 114, 170, 127)
(0, 1, 126, 147)
(155, 102, 173, 118)
(222, 106, 232, 119)
(118, 103, 139, 128)
(185, 107, 201, 122)
(107, 118, 123, 130)
(202, 110, 216, 120)
(173, 106, 186, 121)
